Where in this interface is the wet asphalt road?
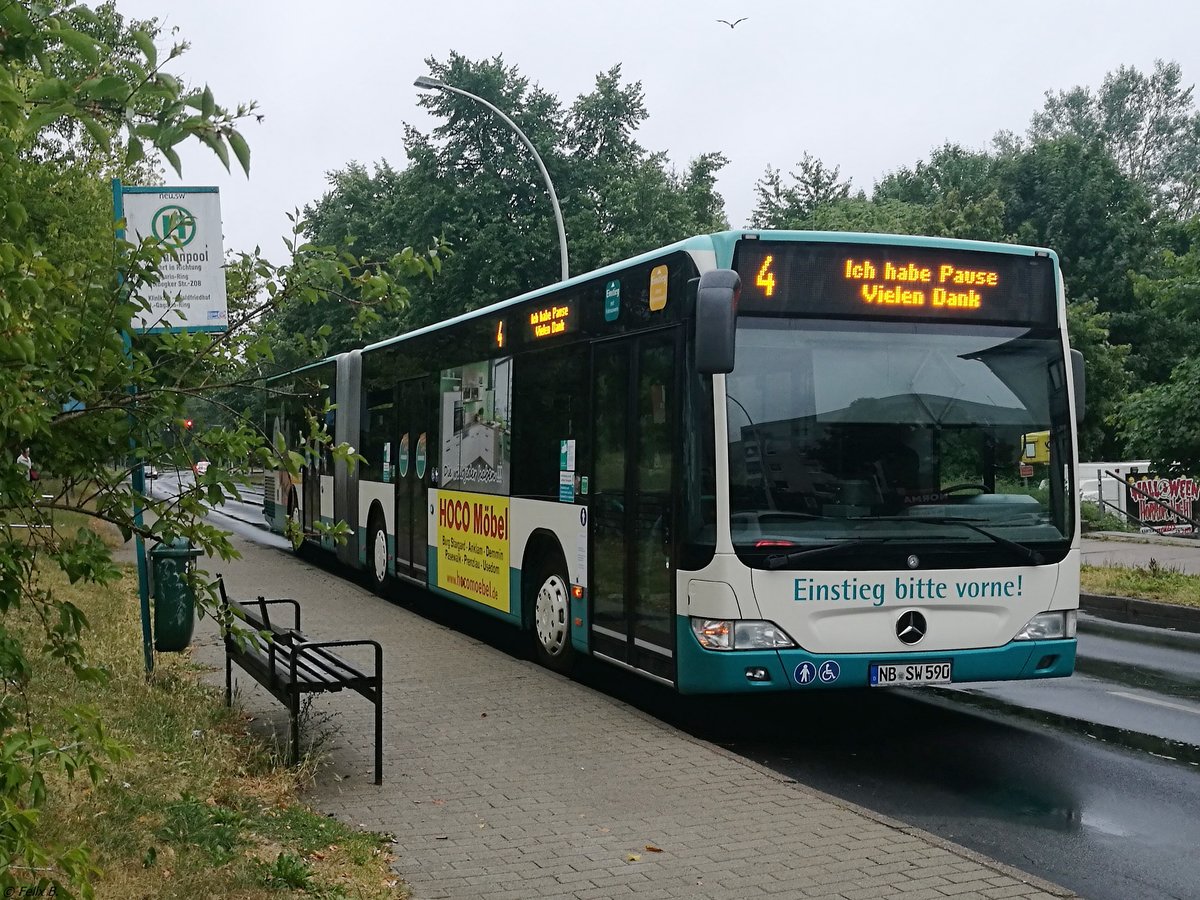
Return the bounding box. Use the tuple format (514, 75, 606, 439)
(652, 689, 1200, 900)
(173, 478, 1200, 900)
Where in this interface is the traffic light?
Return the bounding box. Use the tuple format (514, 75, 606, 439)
(183, 418, 194, 430)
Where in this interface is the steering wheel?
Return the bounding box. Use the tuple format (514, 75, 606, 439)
(942, 483, 990, 495)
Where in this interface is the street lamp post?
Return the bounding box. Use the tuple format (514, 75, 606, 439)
(414, 75, 569, 282)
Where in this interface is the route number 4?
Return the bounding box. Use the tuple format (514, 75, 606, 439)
(756, 255, 776, 297)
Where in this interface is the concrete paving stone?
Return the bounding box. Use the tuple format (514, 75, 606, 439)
(858, 860, 927, 881)
(714, 872, 781, 892)
(586, 870, 654, 890)
(469, 889, 530, 900)
(982, 885, 1045, 899)
(882, 862, 973, 882)
(493, 873, 571, 893)
(783, 879, 855, 898)
(573, 885, 636, 899)
(461, 870, 523, 886)
(937, 879, 1001, 896)
(888, 890, 965, 900)
(943, 866, 1005, 883)
(897, 874, 959, 891)
(840, 887, 901, 900)
(553, 868, 602, 887)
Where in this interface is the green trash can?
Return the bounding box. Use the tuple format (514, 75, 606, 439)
(150, 537, 201, 652)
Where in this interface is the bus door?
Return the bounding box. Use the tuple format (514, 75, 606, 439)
(301, 438, 320, 535)
(590, 327, 680, 684)
(394, 377, 435, 581)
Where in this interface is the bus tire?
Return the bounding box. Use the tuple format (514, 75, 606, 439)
(367, 515, 389, 596)
(528, 555, 575, 673)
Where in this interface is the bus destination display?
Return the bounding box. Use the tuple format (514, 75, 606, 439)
(527, 302, 576, 340)
(735, 242, 1056, 326)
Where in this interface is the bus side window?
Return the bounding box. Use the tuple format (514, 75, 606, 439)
(511, 346, 588, 500)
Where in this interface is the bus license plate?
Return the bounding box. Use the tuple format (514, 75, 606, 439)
(870, 662, 952, 687)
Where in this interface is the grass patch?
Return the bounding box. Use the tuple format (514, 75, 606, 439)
(1079, 500, 1137, 533)
(1081, 559, 1200, 608)
(11, 565, 407, 898)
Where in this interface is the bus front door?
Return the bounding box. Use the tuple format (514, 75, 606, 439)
(394, 377, 435, 581)
(590, 328, 679, 684)
(301, 440, 320, 536)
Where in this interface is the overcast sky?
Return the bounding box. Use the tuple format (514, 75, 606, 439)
(114, 0, 1200, 263)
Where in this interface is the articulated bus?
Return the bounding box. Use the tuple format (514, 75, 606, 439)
(263, 230, 1084, 693)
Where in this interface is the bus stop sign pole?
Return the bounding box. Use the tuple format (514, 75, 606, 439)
(113, 178, 155, 675)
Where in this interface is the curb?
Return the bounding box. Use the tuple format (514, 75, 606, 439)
(1084, 530, 1200, 548)
(1080, 592, 1200, 634)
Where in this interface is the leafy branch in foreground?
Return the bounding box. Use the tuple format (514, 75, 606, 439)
(0, 3, 445, 896)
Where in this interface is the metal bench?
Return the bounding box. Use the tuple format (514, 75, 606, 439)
(217, 577, 383, 784)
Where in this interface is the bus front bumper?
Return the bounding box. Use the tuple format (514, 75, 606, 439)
(675, 628, 1076, 694)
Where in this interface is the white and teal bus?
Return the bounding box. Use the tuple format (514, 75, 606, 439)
(263, 230, 1084, 692)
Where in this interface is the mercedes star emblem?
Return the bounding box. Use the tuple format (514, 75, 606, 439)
(896, 610, 927, 645)
(906, 554, 920, 569)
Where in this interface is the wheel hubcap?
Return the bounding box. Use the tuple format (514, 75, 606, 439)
(373, 529, 387, 582)
(535, 575, 569, 656)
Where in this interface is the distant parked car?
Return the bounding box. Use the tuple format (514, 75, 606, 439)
(144, 464, 158, 479)
(1079, 478, 1099, 503)
(192, 459, 209, 476)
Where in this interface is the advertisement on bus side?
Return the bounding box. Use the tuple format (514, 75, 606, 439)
(439, 358, 512, 495)
(435, 489, 511, 612)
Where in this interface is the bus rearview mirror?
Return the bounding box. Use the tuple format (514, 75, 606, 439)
(695, 269, 740, 375)
(1070, 349, 1085, 425)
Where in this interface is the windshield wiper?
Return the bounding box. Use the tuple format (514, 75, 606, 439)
(852, 515, 1045, 565)
(764, 538, 895, 570)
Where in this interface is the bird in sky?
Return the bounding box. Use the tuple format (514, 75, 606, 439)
(717, 17, 748, 28)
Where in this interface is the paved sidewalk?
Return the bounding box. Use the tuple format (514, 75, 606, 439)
(193, 537, 1072, 900)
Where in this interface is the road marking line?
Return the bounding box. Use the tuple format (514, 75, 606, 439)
(1108, 690, 1200, 716)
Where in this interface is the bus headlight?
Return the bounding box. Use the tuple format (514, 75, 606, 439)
(1014, 610, 1077, 641)
(691, 618, 796, 650)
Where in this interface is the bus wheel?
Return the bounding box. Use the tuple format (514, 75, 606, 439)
(367, 519, 389, 596)
(531, 561, 575, 673)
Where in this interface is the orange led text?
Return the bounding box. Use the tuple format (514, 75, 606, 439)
(843, 257, 1000, 312)
(530, 304, 570, 338)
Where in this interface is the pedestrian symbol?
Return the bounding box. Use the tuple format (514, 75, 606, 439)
(818, 660, 841, 684)
(794, 662, 816, 685)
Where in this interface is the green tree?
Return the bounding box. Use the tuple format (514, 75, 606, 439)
(873, 142, 1007, 241)
(296, 53, 728, 354)
(1065, 300, 1131, 459)
(994, 137, 1157, 357)
(0, 4, 441, 894)
(1030, 59, 1200, 218)
(749, 145, 1005, 240)
(1126, 218, 1200, 383)
(1118, 355, 1200, 480)
(749, 153, 852, 228)
(1119, 356, 1200, 476)
(1117, 217, 1200, 469)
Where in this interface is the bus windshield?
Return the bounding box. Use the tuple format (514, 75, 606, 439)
(725, 317, 1074, 566)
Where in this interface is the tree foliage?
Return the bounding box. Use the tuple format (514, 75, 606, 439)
(290, 53, 728, 356)
(1030, 59, 1200, 219)
(0, 4, 442, 894)
(1120, 356, 1200, 476)
(291, 55, 1199, 467)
